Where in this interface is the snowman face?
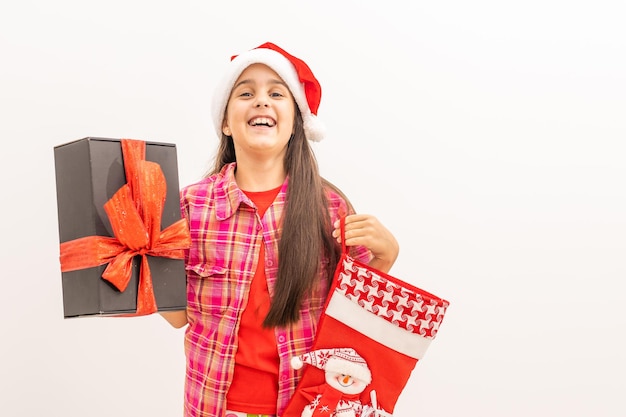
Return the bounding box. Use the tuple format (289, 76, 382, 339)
(325, 371, 368, 395)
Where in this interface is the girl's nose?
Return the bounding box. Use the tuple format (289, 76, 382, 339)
(255, 97, 269, 107)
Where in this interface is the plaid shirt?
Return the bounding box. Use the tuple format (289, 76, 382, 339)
(180, 163, 370, 417)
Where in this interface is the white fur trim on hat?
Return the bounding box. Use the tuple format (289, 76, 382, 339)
(211, 47, 325, 142)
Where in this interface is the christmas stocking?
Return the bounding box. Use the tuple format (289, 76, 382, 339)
(282, 219, 450, 417)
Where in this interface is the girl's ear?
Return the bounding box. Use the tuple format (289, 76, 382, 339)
(222, 116, 231, 136)
(222, 111, 231, 136)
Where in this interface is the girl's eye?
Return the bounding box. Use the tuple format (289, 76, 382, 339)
(239, 92, 253, 97)
(270, 91, 284, 97)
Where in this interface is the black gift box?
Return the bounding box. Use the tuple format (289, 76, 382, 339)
(54, 137, 187, 318)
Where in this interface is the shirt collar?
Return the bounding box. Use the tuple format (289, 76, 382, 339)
(214, 162, 288, 220)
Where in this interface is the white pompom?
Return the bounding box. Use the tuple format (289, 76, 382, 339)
(291, 356, 304, 370)
(303, 114, 326, 142)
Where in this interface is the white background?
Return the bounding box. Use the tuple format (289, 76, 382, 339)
(1, 1, 625, 416)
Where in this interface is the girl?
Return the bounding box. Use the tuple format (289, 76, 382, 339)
(161, 42, 399, 417)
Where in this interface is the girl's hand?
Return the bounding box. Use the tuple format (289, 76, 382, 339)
(159, 310, 188, 329)
(333, 214, 399, 273)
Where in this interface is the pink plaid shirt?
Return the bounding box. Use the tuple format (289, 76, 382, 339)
(180, 163, 370, 417)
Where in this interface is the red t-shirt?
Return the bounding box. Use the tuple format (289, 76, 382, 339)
(226, 185, 281, 414)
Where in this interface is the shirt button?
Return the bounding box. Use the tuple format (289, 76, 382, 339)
(278, 335, 286, 343)
(257, 224, 262, 231)
(267, 260, 274, 267)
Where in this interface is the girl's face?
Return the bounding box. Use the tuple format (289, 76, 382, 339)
(223, 63, 296, 160)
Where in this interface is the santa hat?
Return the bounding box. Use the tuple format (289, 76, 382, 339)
(290, 348, 372, 384)
(211, 42, 325, 142)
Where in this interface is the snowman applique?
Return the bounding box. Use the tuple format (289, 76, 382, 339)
(290, 348, 372, 417)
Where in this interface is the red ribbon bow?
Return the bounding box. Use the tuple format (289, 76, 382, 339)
(59, 139, 191, 316)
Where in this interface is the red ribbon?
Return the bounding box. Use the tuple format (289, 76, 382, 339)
(59, 139, 191, 316)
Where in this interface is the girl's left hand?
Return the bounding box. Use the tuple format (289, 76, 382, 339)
(333, 214, 399, 273)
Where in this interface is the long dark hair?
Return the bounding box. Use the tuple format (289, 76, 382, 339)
(208, 108, 348, 327)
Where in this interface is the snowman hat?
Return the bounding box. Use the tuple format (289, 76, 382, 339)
(211, 42, 325, 142)
(291, 347, 372, 384)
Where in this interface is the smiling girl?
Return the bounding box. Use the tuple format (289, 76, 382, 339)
(161, 42, 399, 417)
